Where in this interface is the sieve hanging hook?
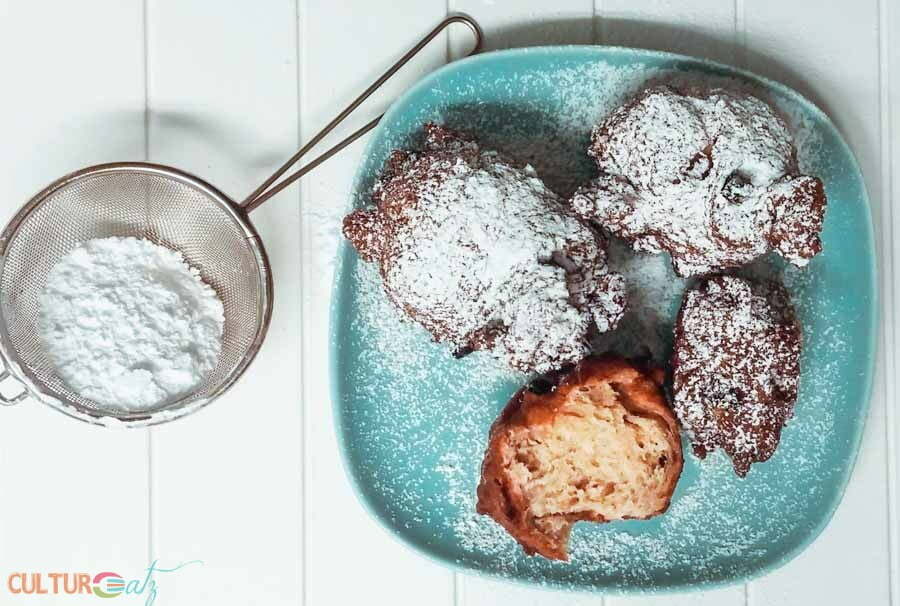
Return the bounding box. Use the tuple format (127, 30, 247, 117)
(241, 14, 483, 213)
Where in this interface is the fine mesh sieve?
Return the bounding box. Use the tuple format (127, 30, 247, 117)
(0, 15, 482, 427)
(0, 164, 271, 425)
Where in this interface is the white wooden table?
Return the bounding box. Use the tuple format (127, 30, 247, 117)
(0, 1, 895, 604)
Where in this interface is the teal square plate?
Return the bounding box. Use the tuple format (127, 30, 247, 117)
(330, 46, 876, 594)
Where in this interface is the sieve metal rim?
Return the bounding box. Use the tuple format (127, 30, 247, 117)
(0, 162, 274, 428)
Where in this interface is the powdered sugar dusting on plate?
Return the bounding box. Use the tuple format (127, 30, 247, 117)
(336, 53, 865, 591)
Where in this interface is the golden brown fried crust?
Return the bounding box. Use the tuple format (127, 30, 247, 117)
(476, 356, 683, 561)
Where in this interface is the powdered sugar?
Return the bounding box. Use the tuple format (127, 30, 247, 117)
(571, 85, 826, 277)
(344, 125, 625, 373)
(672, 276, 801, 477)
(38, 237, 224, 411)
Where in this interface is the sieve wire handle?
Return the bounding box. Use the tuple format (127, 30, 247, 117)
(240, 13, 484, 213)
(0, 369, 27, 406)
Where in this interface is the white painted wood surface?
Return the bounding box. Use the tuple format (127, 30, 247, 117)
(0, 1, 893, 604)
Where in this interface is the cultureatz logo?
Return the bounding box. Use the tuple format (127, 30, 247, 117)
(7, 560, 201, 605)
